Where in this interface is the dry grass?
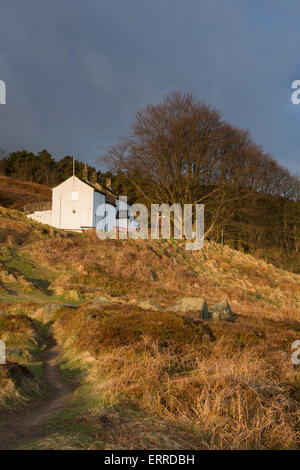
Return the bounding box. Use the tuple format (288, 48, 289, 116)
(0, 176, 51, 210)
(0, 313, 41, 410)
(24, 233, 299, 314)
(54, 302, 300, 449)
(0, 204, 299, 448)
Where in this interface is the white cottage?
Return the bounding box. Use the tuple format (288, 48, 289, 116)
(27, 168, 139, 233)
(52, 175, 109, 231)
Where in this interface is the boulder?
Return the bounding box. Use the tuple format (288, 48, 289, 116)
(150, 270, 158, 281)
(208, 300, 233, 321)
(137, 300, 163, 311)
(167, 297, 208, 319)
(92, 295, 113, 305)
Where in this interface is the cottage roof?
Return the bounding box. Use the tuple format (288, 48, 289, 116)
(79, 177, 117, 206)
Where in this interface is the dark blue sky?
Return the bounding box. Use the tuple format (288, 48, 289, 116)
(0, 0, 299, 172)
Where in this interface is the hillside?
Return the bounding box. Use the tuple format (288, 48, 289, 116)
(0, 174, 298, 272)
(0, 176, 51, 210)
(0, 205, 299, 449)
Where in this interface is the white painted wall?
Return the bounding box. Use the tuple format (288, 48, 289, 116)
(52, 176, 96, 230)
(27, 210, 52, 225)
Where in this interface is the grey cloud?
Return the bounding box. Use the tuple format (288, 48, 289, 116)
(0, 0, 299, 172)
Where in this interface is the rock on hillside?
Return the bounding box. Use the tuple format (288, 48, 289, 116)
(208, 300, 234, 321)
(137, 299, 164, 311)
(166, 297, 209, 319)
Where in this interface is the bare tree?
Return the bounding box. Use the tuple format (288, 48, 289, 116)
(100, 92, 275, 237)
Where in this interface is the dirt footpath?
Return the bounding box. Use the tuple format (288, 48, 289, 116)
(0, 337, 73, 450)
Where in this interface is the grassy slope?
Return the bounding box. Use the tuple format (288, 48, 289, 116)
(0, 176, 51, 210)
(0, 174, 298, 271)
(49, 302, 300, 450)
(0, 205, 299, 449)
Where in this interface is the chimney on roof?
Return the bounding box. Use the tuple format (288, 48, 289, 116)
(83, 163, 88, 181)
(106, 178, 112, 190)
(91, 171, 97, 185)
